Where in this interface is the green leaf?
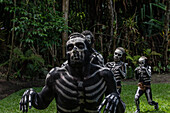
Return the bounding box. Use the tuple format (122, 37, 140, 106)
(150, 19, 164, 25)
(151, 51, 162, 56)
(152, 3, 166, 10)
(126, 56, 133, 61)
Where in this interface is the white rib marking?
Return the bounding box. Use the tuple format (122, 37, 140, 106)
(61, 75, 77, 88)
(56, 80, 77, 94)
(86, 86, 107, 103)
(85, 78, 104, 91)
(55, 85, 77, 100)
(86, 81, 106, 96)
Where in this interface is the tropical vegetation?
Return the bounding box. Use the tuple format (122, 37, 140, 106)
(0, 0, 169, 80)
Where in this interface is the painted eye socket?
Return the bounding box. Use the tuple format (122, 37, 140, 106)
(86, 35, 91, 41)
(67, 44, 74, 51)
(76, 42, 85, 49)
(115, 52, 121, 56)
(118, 54, 121, 56)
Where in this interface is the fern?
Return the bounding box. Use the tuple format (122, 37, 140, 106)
(143, 49, 162, 57)
(11, 47, 46, 80)
(126, 52, 140, 67)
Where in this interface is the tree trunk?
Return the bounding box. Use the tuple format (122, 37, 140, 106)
(113, 1, 117, 52)
(7, 0, 16, 81)
(108, 0, 114, 55)
(100, 35, 103, 54)
(164, 0, 170, 67)
(62, 0, 69, 59)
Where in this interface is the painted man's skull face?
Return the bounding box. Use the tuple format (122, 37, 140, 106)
(82, 30, 94, 46)
(85, 34, 92, 45)
(114, 49, 123, 62)
(66, 37, 88, 67)
(139, 56, 147, 67)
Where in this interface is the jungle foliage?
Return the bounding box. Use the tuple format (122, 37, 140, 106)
(0, 0, 169, 80)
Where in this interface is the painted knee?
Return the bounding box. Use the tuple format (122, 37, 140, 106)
(135, 95, 139, 101)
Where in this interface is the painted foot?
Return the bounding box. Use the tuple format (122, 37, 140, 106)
(134, 109, 140, 113)
(154, 103, 159, 110)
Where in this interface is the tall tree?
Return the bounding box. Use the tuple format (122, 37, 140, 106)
(107, 0, 114, 54)
(62, 0, 69, 59)
(164, 0, 170, 67)
(6, 0, 16, 81)
(107, 0, 117, 56)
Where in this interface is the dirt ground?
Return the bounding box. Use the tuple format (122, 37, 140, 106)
(0, 73, 169, 100)
(0, 79, 45, 100)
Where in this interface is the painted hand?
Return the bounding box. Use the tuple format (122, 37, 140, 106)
(98, 93, 119, 113)
(19, 88, 35, 113)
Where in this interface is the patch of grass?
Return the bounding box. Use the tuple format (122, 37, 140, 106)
(0, 87, 56, 113)
(0, 83, 170, 113)
(121, 83, 170, 113)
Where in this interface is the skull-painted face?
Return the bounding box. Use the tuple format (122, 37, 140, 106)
(82, 30, 94, 46)
(114, 49, 123, 62)
(139, 56, 147, 67)
(66, 37, 90, 67)
(85, 34, 92, 45)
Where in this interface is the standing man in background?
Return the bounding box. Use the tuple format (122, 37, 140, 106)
(134, 56, 158, 113)
(105, 47, 127, 94)
(82, 30, 104, 66)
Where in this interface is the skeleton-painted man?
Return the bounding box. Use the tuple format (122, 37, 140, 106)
(62, 31, 104, 67)
(105, 47, 127, 94)
(19, 34, 125, 113)
(134, 56, 158, 113)
(82, 30, 104, 66)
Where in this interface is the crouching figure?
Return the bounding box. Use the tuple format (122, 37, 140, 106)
(19, 33, 125, 113)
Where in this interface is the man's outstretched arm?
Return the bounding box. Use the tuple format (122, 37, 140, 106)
(19, 68, 56, 112)
(98, 69, 125, 113)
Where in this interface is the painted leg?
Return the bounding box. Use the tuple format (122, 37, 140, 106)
(117, 88, 121, 94)
(145, 87, 159, 110)
(134, 87, 144, 113)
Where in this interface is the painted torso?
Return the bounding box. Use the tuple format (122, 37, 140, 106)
(48, 65, 109, 113)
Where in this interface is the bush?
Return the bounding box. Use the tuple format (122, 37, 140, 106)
(11, 47, 48, 80)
